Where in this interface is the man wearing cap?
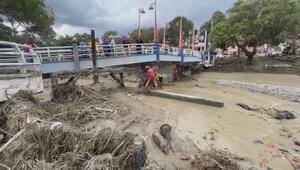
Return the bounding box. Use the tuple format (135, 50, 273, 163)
(145, 65, 158, 88)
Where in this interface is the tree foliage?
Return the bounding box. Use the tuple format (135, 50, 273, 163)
(210, 0, 300, 63)
(0, 0, 55, 44)
(200, 11, 226, 33)
(0, 18, 12, 41)
(103, 31, 118, 39)
(53, 33, 92, 46)
(210, 21, 233, 51)
(129, 27, 154, 43)
(166, 16, 194, 46)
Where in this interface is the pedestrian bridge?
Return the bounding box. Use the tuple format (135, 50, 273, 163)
(0, 41, 213, 74)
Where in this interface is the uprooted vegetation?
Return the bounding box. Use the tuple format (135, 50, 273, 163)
(2, 124, 140, 170)
(0, 82, 146, 170)
(0, 81, 244, 170)
(191, 149, 242, 170)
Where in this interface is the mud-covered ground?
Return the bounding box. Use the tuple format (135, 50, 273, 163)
(2, 73, 239, 170)
(1, 72, 300, 170)
(145, 72, 300, 170)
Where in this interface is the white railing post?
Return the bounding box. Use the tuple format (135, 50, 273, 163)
(47, 47, 51, 62)
(13, 43, 26, 73)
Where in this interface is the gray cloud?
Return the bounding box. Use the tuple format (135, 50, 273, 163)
(46, 0, 236, 37)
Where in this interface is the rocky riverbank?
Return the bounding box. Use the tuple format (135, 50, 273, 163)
(216, 80, 300, 102)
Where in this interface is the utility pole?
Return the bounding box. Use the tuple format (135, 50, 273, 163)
(149, 0, 157, 42)
(138, 8, 145, 39)
(163, 24, 166, 46)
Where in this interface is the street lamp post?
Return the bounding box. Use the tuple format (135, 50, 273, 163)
(163, 24, 166, 46)
(149, 0, 157, 42)
(138, 8, 145, 39)
(178, 16, 183, 48)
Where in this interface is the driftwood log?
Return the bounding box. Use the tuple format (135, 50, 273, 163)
(152, 132, 169, 154)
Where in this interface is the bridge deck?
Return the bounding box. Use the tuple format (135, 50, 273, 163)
(0, 41, 212, 74)
(41, 54, 202, 73)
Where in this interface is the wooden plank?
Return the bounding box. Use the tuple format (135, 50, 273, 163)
(149, 90, 224, 108)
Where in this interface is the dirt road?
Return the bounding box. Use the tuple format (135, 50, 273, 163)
(145, 72, 300, 170)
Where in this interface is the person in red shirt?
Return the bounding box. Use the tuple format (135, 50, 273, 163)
(145, 65, 158, 88)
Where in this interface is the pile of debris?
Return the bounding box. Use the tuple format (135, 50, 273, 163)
(151, 124, 242, 170)
(0, 83, 146, 170)
(51, 79, 108, 103)
(191, 149, 242, 170)
(237, 103, 296, 120)
(0, 122, 143, 170)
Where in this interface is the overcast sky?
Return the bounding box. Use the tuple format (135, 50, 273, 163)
(46, 0, 236, 37)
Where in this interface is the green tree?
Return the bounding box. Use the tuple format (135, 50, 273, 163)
(166, 16, 194, 46)
(210, 21, 233, 51)
(200, 11, 226, 33)
(53, 35, 73, 46)
(210, 0, 300, 64)
(53, 33, 93, 46)
(0, 18, 12, 41)
(129, 27, 154, 43)
(73, 33, 91, 41)
(103, 31, 118, 39)
(0, 0, 55, 43)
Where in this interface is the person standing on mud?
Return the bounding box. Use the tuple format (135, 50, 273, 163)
(145, 65, 158, 88)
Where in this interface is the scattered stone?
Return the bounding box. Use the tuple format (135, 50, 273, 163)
(294, 140, 300, 147)
(216, 80, 300, 102)
(274, 110, 296, 120)
(237, 103, 252, 111)
(180, 155, 191, 160)
(253, 140, 264, 145)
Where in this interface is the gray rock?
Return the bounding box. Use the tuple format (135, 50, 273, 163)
(295, 139, 300, 147)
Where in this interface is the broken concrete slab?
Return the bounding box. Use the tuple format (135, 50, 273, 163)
(149, 90, 224, 108)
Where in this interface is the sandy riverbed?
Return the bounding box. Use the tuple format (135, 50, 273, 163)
(32, 72, 300, 169)
(145, 72, 300, 170)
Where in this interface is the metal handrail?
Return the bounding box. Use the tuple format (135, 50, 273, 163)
(35, 43, 158, 63)
(1, 40, 208, 66)
(0, 41, 41, 73)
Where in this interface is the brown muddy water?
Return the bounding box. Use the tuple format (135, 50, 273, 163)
(145, 72, 300, 170)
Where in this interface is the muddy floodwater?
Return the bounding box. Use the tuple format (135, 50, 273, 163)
(145, 72, 300, 170)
